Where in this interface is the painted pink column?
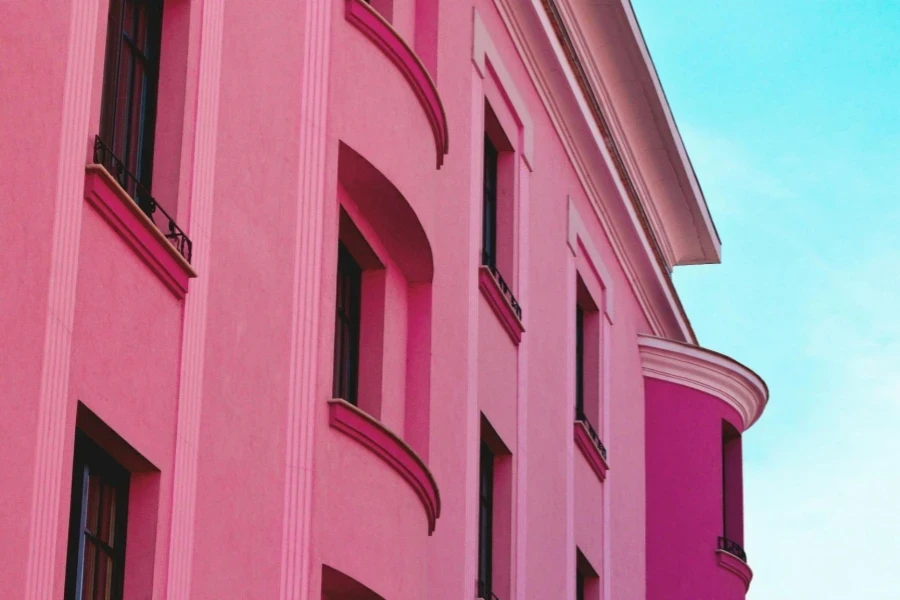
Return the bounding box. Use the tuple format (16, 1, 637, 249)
(279, 1, 333, 598)
(165, 0, 224, 597)
(8, 2, 99, 598)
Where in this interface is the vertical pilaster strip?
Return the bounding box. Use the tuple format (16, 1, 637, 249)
(279, 1, 333, 598)
(165, 0, 224, 597)
(514, 157, 530, 599)
(23, 2, 99, 598)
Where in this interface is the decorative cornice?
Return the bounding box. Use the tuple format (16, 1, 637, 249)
(328, 399, 441, 535)
(574, 421, 608, 482)
(84, 166, 197, 298)
(716, 550, 753, 591)
(345, 0, 449, 168)
(638, 335, 768, 431)
(479, 267, 525, 345)
(489, 0, 695, 342)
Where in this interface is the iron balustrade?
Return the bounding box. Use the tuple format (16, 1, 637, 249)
(476, 580, 500, 600)
(93, 135, 193, 263)
(481, 251, 522, 321)
(718, 536, 747, 562)
(575, 408, 608, 461)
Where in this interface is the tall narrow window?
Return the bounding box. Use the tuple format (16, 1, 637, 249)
(333, 243, 362, 406)
(98, 0, 164, 209)
(576, 569, 585, 600)
(477, 441, 495, 598)
(720, 421, 746, 561)
(481, 135, 498, 269)
(575, 304, 585, 421)
(65, 432, 131, 600)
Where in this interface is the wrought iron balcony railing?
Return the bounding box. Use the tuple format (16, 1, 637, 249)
(575, 408, 607, 461)
(718, 536, 747, 562)
(475, 580, 500, 600)
(481, 251, 522, 321)
(93, 135, 193, 263)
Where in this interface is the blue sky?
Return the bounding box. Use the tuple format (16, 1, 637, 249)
(631, 1, 900, 597)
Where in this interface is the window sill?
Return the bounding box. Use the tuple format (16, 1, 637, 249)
(328, 398, 441, 534)
(479, 266, 524, 345)
(716, 549, 753, 591)
(345, 0, 448, 168)
(574, 420, 609, 482)
(84, 165, 196, 298)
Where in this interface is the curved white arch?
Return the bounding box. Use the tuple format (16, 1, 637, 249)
(638, 335, 768, 430)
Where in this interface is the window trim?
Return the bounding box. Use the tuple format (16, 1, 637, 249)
(65, 431, 131, 600)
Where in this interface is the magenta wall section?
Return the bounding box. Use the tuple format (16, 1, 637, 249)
(0, 1, 768, 599)
(644, 378, 748, 600)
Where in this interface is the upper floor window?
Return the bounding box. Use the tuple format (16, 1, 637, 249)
(721, 421, 745, 559)
(477, 440, 495, 599)
(574, 276, 606, 459)
(65, 432, 130, 600)
(99, 0, 164, 207)
(333, 242, 363, 406)
(482, 135, 499, 270)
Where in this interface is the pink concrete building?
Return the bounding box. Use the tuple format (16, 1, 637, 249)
(0, 0, 768, 599)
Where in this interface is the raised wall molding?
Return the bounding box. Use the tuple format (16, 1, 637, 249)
(346, 0, 449, 168)
(638, 335, 768, 431)
(716, 549, 753, 591)
(24, 2, 99, 597)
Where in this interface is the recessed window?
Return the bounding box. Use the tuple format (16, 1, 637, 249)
(482, 135, 499, 270)
(574, 276, 605, 458)
(333, 242, 363, 406)
(98, 0, 164, 208)
(721, 421, 744, 558)
(65, 432, 130, 600)
(576, 549, 600, 600)
(477, 440, 494, 599)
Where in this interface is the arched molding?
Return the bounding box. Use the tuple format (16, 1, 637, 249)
(345, 0, 449, 168)
(328, 399, 441, 535)
(638, 335, 768, 431)
(338, 142, 434, 283)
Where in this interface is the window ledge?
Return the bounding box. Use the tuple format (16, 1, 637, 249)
(716, 549, 753, 591)
(574, 420, 608, 482)
(479, 266, 524, 345)
(345, 0, 449, 168)
(328, 398, 441, 534)
(84, 165, 196, 298)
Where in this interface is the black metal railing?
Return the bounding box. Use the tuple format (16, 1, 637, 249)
(93, 136, 193, 263)
(475, 580, 500, 600)
(718, 536, 747, 562)
(481, 251, 522, 321)
(575, 408, 607, 461)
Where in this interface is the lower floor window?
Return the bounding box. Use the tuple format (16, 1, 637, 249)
(65, 431, 130, 600)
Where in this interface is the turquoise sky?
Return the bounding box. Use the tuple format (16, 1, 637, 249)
(632, 1, 900, 597)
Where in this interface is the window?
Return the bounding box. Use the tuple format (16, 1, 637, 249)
(575, 549, 599, 600)
(65, 432, 130, 600)
(575, 304, 585, 421)
(482, 135, 498, 269)
(333, 243, 363, 406)
(721, 421, 744, 556)
(477, 441, 494, 599)
(99, 0, 164, 207)
(576, 569, 585, 600)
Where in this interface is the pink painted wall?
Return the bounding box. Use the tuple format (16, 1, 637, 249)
(644, 378, 749, 600)
(0, 1, 765, 599)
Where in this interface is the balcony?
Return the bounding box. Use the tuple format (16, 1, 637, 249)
(574, 410, 608, 482)
(476, 579, 500, 600)
(92, 136, 192, 262)
(716, 536, 752, 591)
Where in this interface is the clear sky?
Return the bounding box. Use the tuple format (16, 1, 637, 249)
(630, 1, 900, 597)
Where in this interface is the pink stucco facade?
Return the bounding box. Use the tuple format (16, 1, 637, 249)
(0, 0, 768, 599)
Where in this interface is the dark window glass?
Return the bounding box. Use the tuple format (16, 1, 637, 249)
(99, 0, 163, 202)
(576, 569, 585, 600)
(575, 304, 585, 421)
(481, 135, 498, 268)
(477, 441, 494, 597)
(333, 243, 362, 406)
(65, 432, 130, 600)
